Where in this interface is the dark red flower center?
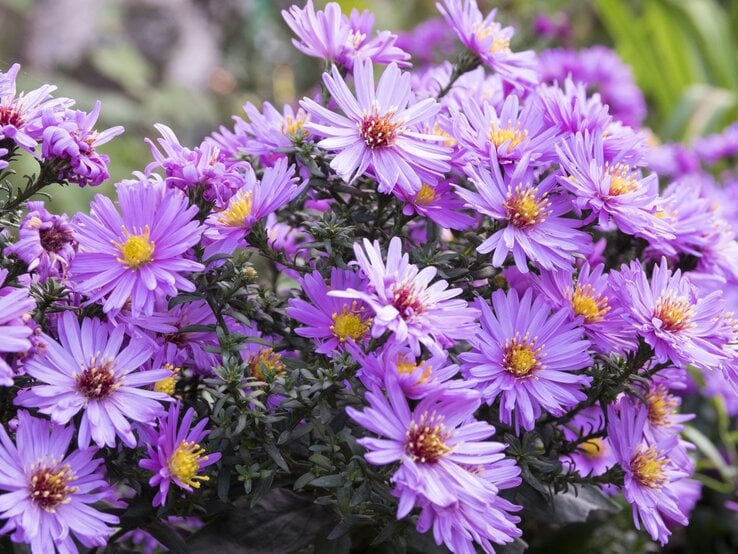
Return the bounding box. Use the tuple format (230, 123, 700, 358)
(76, 358, 119, 400)
(391, 282, 424, 319)
(405, 414, 451, 463)
(29, 464, 76, 512)
(359, 112, 398, 149)
(0, 105, 24, 128)
(39, 225, 74, 253)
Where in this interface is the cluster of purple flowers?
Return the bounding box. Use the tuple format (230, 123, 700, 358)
(2, 0, 738, 552)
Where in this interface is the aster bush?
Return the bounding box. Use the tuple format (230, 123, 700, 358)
(2, 1, 738, 553)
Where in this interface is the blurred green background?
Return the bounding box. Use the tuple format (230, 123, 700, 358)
(1, 0, 737, 214)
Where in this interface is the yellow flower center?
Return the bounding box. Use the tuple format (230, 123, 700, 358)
(396, 354, 433, 385)
(503, 336, 542, 378)
(653, 295, 693, 333)
(489, 123, 527, 150)
(490, 36, 511, 53)
(607, 164, 640, 196)
(504, 186, 550, 228)
(281, 113, 310, 138)
(330, 303, 371, 343)
(168, 441, 209, 488)
(414, 184, 437, 206)
(578, 438, 606, 459)
(218, 190, 254, 227)
(154, 364, 180, 395)
(30, 464, 77, 512)
(405, 413, 452, 463)
(248, 348, 286, 381)
(570, 284, 610, 323)
(647, 385, 677, 427)
(630, 446, 668, 489)
(113, 226, 155, 269)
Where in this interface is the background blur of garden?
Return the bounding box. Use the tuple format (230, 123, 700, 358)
(1, 0, 737, 216)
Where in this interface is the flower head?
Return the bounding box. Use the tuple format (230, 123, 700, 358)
(461, 289, 592, 431)
(16, 313, 171, 448)
(70, 175, 204, 317)
(5, 201, 76, 281)
(0, 411, 118, 554)
(288, 268, 373, 356)
(301, 60, 450, 195)
(140, 402, 221, 506)
(40, 101, 123, 187)
(329, 237, 479, 355)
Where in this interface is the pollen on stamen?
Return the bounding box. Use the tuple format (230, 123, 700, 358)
(217, 190, 254, 227)
(653, 295, 694, 333)
(504, 185, 551, 229)
(631, 446, 668, 489)
(405, 412, 452, 463)
(570, 284, 611, 323)
(112, 225, 155, 269)
(489, 121, 527, 150)
(503, 333, 543, 378)
(330, 302, 371, 343)
(606, 163, 640, 196)
(359, 104, 399, 149)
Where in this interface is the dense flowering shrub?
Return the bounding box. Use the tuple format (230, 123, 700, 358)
(1, 1, 738, 552)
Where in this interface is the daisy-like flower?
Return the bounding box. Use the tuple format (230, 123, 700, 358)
(329, 237, 479, 355)
(70, 174, 204, 317)
(349, 342, 462, 399)
(4, 201, 76, 281)
(0, 411, 118, 554)
(202, 158, 305, 259)
(40, 101, 124, 187)
(281, 1, 409, 70)
(557, 132, 673, 241)
(615, 258, 728, 370)
(146, 124, 246, 205)
(453, 94, 558, 166)
(347, 377, 515, 514)
(0, 269, 35, 385)
(0, 63, 71, 153)
(15, 313, 171, 448)
(300, 60, 451, 195)
(437, 0, 538, 90)
(607, 396, 690, 545)
(393, 180, 475, 231)
(460, 289, 592, 432)
(140, 402, 221, 507)
(534, 263, 635, 353)
(288, 268, 373, 356)
(457, 155, 587, 273)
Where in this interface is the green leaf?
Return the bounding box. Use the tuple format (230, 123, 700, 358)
(309, 474, 345, 488)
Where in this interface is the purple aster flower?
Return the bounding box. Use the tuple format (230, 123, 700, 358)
(0, 147, 8, 170)
(300, 60, 451, 195)
(70, 175, 204, 317)
(0, 63, 71, 153)
(557, 132, 673, 241)
(349, 342, 462, 399)
(453, 94, 558, 166)
(533, 263, 635, 353)
(329, 237, 479, 355)
(211, 102, 310, 168)
(15, 312, 171, 448)
(561, 406, 615, 478)
(460, 289, 592, 432)
(288, 268, 373, 356)
(140, 402, 221, 507)
(40, 101, 124, 187)
(347, 377, 515, 514)
(642, 380, 694, 457)
(395, 18, 457, 66)
(538, 47, 646, 128)
(0, 269, 35, 385)
(536, 79, 612, 137)
(202, 158, 305, 259)
(692, 122, 738, 166)
(4, 201, 76, 281)
(146, 124, 246, 205)
(437, 0, 538, 90)
(614, 258, 728, 370)
(393, 180, 475, 230)
(281, 1, 409, 70)
(607, 396, 690, 545)
(457, 155, 587, 273)
(0, 411, 118, 554)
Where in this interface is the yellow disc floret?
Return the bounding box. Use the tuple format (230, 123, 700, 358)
(631, 446, 668, 489)
(168, 441, 209, 488)
(114, 226, 155, 269)
(218, 190, 254, 227)
(503, 335, 542, 378)
(570, 284, 610, 323)
(330, 303, 371, 343)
